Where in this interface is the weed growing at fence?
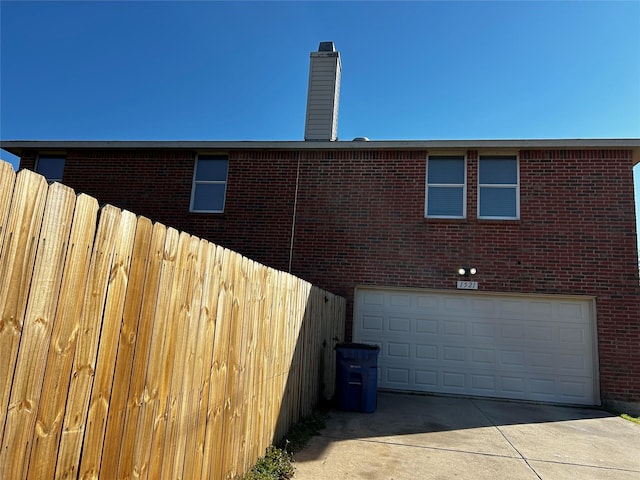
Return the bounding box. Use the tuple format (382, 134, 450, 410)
(242, 446, 294, 480)
(277, 409, 327, 453)
(243, 408, 329, 480)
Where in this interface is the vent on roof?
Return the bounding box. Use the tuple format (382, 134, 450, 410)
(304, 42, 341, 141)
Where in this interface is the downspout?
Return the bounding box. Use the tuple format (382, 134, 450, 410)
(288, 151, 301, 273)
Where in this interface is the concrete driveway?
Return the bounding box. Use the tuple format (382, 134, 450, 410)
(293, 392, 640, 479)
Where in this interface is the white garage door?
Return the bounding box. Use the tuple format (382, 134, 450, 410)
(353, 287, 599, 405)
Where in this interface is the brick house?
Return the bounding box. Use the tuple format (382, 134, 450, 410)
(2, 42, 640, 413)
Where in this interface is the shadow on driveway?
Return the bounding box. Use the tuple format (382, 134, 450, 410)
(293, 392, 640, 479)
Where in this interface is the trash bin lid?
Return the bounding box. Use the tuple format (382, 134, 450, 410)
(335, 342, 380, 351)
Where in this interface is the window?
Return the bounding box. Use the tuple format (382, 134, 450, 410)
(190, 155, 228, 213)
(478, 155, 519, 219)
(425, 155, 466, 218)
(36, 156, 65, 182)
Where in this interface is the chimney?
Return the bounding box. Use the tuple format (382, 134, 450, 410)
(304, 41, 341, 141)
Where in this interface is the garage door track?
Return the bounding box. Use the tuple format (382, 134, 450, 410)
(293, 393, 640, 479)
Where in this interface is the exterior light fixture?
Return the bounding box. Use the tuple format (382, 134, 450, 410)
(458, 267, 477, 277)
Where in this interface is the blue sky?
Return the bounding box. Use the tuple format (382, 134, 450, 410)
(1, 1, 639, 250)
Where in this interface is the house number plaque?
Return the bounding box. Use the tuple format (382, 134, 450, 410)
(457, 281, 478, 290)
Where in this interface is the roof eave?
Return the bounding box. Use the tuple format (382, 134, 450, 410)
(2, 139, 640, 163)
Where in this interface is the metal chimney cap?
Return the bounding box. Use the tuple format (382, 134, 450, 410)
(318, 41, 336, 52)
(353, 137, 370, 142)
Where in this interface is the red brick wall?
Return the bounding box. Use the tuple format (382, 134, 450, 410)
(19, 149, 298, 269)
(18, 147, 640, 404)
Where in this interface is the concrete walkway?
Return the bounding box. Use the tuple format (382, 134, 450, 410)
(293, 392, 640, 479)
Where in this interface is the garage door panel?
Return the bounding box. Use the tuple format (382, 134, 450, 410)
(472, 348, 495, 366)
(386, 367, 410, 386)
(361, 313, 384, 332)
(416, 344, 438, 360)
(501, 324, 525, 340)
(558, 301, 588, 321)
(501, 299, 528, 317)
(444, 320, 467, 336)
(558, 353, 587, 371)
(529, 377, 557, 396)
(500, 350, 526, 367)
(415, 369, 438, 388)
(526, 301, 554, 317)
(501, 376, 526, 394)
(387, 341, 411, 359)
(388, 316, 411, 332)
(471, 322, 496, 340)
(443, 297, 468, 312)
(443, 346, 466, 362)
(529, 351, 554, 368)
(442, 371, 466, 389)
(559, 377, 592, 400)
(354, 288, 597, 405)
(470, 297, 498, 314)
(527, 324, 554, 341)
(472, 374, 496, 392)
(416, 319, 438, 334)
(389, 293, 412, 309)
(558, 326, 588, 344)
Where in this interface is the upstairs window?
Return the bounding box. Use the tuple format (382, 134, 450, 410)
(36, 155, 65, 183)
(190, 155, 228, 213)
(425, 155, 466, 218)
(478, 155, 519, 219)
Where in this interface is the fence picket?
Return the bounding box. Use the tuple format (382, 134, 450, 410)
(184, 239, 217, 480)
(208, 247, 236, 480)
(78, 210, 138, 478)
(0, 170, 47, 454)
(117, 222, 167, 479)
(161, 234, 203, 480)
(0, 182, 76, 479)
(230, 257, 254, 478)
(55, 205, 123, 479)
(241, 262, 265, 472)
(140, 227, 180, 478)
(198, 243, 224, 479)
(220, 253, 249, 480)
(259, 267, 277, 451)
(26, 193, 99, 479)
(99, 216, 153, 480)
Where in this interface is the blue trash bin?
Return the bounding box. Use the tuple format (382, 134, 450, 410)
(334, 343, 380, 413)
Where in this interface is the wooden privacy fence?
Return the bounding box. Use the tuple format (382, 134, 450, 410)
(0, 161, 346, 479)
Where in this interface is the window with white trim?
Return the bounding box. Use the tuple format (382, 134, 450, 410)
(478, 155, 519, 219)
(36, 155, 65, 182)
(190, 155, 228, 213)
(425, 155, 466, 218)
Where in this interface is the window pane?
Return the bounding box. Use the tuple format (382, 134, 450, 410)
(192, 183, 226, 211)
(479, 187, 516, 217)
(196, 158, 228, 181)
(36, 157, 65, 181)
(428, 187, 464, 217)
(479, 157, 517, 184)
(428, 157, 464, 184)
